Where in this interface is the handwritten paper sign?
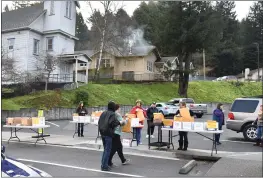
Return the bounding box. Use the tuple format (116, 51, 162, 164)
(173, 121, 182, 129)
(193, 122, 204, 131)
(131, 118, 140, 127)
(206, 121, 218, 130)
(182, 122, 193, 130)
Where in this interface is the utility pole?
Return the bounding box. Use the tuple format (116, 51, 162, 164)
(253, 43, 260, 81)
(203, 49, 206, 80)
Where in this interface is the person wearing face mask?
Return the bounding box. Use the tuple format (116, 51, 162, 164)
(76, 101, 88, 137)
(212, 103, 225, 145)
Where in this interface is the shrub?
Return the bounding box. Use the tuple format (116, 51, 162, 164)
(75, 90, 89, 105)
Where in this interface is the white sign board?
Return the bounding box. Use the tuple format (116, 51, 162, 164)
(182, 122, 193, 130)
(131, 118, 140, 127)
(122, 139, 131, 147)
(193, 122, 204, 131)
(73, 116, 79, 122)
(173, 121, 182, 129)
(39, 117, 45, 126)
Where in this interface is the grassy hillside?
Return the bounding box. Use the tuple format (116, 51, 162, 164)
(2, 81, 262, 110)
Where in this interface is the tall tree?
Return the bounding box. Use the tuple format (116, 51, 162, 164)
(242, 1, 263, 70)
(209, 1, 243, 76)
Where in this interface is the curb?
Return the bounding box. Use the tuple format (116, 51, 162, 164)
(179, 160, 197, 174)
(3, 140, 222, 161)
(174, 152, 221, 161)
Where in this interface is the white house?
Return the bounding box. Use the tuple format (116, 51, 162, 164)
(1, 1, 91, 85)
(237, 68, 263, 82)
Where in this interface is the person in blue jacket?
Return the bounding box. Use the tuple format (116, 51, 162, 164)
(212, 103, 225, 145)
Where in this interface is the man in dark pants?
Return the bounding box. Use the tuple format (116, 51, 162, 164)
(175, 102, 194, 151)
(98, 101, 126, 171)
(146, 102, 159, 138)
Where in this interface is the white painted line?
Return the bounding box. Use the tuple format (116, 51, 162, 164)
(203, 138, 251, 144)
(228, 152, 262, 157)
(3, 140, 180, 161)
(45, 121, 60, 127)
(17, 158, 144, 177)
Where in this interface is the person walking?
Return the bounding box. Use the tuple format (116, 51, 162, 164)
(253, 105, 263, 147)
(76, 101, 88, 137)
(108, 104, 130, 167)
(98, 101, 126, 171)
(212, 103, 225, 145)
(175, 102, 194, 151)
(130, 100, 147, 145)
(146, 102, 159, 139)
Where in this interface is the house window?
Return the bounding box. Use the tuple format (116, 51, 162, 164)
(65, 1, 72, 19)
(50, 1, 54, 15)
(147, 61, 153, 72)
(46, 37, 54, 51)
(80, 63, 87, 67)
(33, 39, 40, 55)
(8, 38, 15, 50)
(101, 59, 111, 68)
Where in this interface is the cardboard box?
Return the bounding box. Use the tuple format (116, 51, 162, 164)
(122, 118, 131, 133)
(163, 119, 173, 126)
(95, 111, 103, 117)
(136, 110, 145, 122)
(32, 117, 40, 126)
(153, 113, 164, 124)
(6, 118, 14, 125)
(13, 117, 22, 125)
(21, 118, 32, 126)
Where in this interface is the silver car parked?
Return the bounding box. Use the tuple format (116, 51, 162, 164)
(156, 102, 179, 116)
(226, 97, 262, 141)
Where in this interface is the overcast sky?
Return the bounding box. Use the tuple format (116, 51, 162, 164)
(2, 1, 255, 28)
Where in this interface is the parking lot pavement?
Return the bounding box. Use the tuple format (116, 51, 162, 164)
(2, 115, 261, 153)
(4, 142, 213, 177)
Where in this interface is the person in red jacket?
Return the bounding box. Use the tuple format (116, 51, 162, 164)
(130, 100, 147, 145)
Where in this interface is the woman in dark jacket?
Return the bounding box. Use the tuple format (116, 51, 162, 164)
(212, 103, 225, 145)
(76, 101, 88, 137)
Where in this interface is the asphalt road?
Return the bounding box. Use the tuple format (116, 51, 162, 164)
(2, 115, 261, 153)
(3, 142, 214, 177)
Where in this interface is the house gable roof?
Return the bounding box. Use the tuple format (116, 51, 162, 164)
(2, 1, 80, 32)
(2, 3, 45, 32)
(80, 45, 162, 62)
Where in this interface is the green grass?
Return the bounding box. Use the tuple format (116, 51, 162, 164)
(2, 81, 262, 110)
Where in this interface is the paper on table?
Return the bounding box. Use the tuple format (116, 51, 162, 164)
(193, 122, 204, 131)
(173, 121, 182, 129)
(73, 116, 79, 121)
(131, 118, 139, 127)
(182, 122, 192, 130)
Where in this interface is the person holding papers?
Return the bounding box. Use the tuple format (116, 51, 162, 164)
(130, 100, 147, 145)
(175, 102, 194, 151)
(76, 101, 88, 137)
(108, 104, 130, 167)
